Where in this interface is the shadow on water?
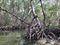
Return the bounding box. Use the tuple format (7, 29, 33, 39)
(19, 31, 42, 45)
(19, 38, 36, 45)
(19, 30, 36, 45)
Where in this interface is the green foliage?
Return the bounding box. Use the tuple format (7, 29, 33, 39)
(0, 0, 59, 26)
(48, 5, 57, 11)
(0, 0, 60, 45)
(35, 5, 41, 14)
(0, 14, 11, 26)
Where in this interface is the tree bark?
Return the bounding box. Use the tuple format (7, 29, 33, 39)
(30, 0, 41, 29)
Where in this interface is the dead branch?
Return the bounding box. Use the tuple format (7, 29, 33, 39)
(0, 25, 20, 31)
(39, 0, 46, 28)
(0, 7, 30, 25)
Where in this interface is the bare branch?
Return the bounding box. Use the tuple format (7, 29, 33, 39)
(0, 7, 30, 25)
(39, 0, 46, 27)
(30, 0, 41, 28)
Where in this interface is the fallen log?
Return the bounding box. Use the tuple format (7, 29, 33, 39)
(0, 24, 27, 31)
(0, 25, 20, 31)
(0, 25, 60, 36)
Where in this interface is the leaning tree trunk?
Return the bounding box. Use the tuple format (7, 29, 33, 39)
(25, 0, 42, 40)
(30, 0, 41, 29)
(24, 0, 48, 41)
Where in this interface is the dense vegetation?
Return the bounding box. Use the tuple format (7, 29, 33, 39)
(0, 0, 60, 45)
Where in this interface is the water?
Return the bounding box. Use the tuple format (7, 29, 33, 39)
(19, 39, 34, 45)
(20, 39, 25, 45)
